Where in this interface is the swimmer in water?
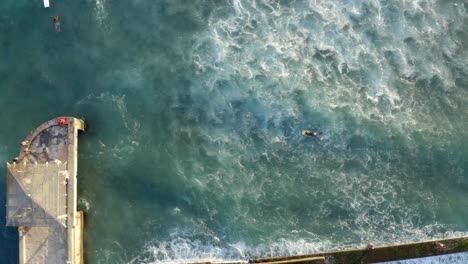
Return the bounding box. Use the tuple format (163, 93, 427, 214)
(53, 16, 61, 32)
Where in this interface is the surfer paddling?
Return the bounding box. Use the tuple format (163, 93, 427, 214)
(302, 130, 323, 137)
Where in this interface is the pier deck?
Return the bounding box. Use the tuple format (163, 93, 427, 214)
(6, 117, 85, 264)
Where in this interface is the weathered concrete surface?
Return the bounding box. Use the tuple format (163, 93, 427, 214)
(6, 117, 85, 264)
(7, 162, 68, 227)
(252, 257, 325, 264)
(181, 256, 325, 264)
(20, 224, 68, 263)
(252, 236, 468, 264)
(67, 117, 85, 264)
(75, 211, 84, 264)
(177, 260, 249, 264)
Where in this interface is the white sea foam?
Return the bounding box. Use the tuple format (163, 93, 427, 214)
(78, 197, 91, 212)
(128, 236, 335, 263)
(158, 0, 468, 262)
(196, 0, 468, 139)
(94, 0, 108, 26)
(74, 0, 468, 263)
(130, 230, 468, 263)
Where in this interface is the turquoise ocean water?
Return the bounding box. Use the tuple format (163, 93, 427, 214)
(0, 0, 467, 263)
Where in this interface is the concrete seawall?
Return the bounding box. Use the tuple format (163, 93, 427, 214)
(253, 236, 468, 264)
(182, 236, 468, 264)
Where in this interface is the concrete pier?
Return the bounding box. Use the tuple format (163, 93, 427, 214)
(6, 117, 85, 264)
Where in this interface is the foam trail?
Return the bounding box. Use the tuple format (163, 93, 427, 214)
(95, 0, 108, 25)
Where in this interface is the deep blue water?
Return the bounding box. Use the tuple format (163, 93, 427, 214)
(0, 0, 467, 263)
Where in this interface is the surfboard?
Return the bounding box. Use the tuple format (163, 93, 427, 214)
(302, 130, 322, 137)
(43, 0, 50, 8)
